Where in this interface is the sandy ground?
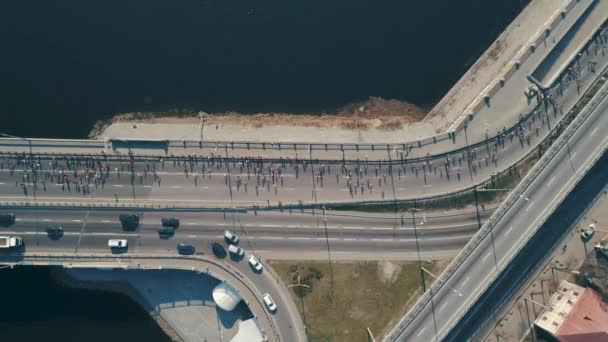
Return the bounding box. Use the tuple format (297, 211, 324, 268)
(91, 97, 427, 139)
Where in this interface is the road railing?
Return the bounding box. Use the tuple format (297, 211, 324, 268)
(385, 71, 608, 341)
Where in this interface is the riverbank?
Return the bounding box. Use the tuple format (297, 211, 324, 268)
(91, 0, 568, 145)
(89, 96, 428, 140)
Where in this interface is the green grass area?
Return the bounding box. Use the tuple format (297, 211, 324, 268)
(270, 260, 436, 342)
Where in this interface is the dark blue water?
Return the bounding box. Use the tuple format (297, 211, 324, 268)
(0, 267, 170, 342)
(0, 0, 525, 340)
(0, 0, 525, 139)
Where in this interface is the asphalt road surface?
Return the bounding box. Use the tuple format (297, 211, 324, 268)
(389, 75, 608, 342)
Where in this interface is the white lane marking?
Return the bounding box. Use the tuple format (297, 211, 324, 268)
(143, 185, 152, 188)
(15, 218, 22, 221)
(461, 276, 470, 287)
(504, 226, 513, 236)
(547, 177, 556, 187)
(216, 223, 227, 226)
(71, 219, 81, 222)
(371, 227, 392, 230)
(185, 222, 197, 226)
(0, 182, 5, 185)
(417, 327, 426, 337)
(188, 235, 197, 238)
(171, 186, 181, 189)
(287, 237, 311, 240)
(113, 184, 123, 187)
(3, 231, 138, 237)
(482, 252, 492, 262)
(41, 219, 52, 222)
(571, 152, 577, 160)
(590, 127, 598, 136)
(101, 220, 111, 223)
(525, 202, 535, 212)
(439, 302, 448, 312)
(343, 238, 357, 241)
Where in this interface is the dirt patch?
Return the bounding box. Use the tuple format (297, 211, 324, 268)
(93, 97, 428, 138)
(378, 260, 401, 285)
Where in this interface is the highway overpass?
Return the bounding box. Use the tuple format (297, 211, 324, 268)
(386, 67, 608, 342)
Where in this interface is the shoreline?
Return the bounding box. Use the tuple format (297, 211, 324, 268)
(88, 96, 428, 139)
(50, 268, 183, 342)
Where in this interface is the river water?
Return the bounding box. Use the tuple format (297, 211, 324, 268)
(0, 0, 525, 340)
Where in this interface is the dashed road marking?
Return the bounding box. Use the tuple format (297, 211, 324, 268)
(547, 177, 556, 187)
(482, 251, 492, 262)
(525, 202, 535, 212)
(71, 219, 81, 222)
(439, 302, 448, 312)
(417, 327, 426, 337)
(504, 226, 513, 236)
(590, 127, 598, 136)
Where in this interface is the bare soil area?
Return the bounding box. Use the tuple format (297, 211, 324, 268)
(90, 97, 427, 138)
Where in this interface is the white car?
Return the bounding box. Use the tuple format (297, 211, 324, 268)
(108, 239, 128, 248)
(228, 244, 244, 256)
(581, 224, 596, 239)
(224, 230, 239, 244)
(262, 293, 277, 312)
(248, 255, 263, 272)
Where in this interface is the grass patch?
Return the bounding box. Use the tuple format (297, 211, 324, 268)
(270, 260, 436, 342)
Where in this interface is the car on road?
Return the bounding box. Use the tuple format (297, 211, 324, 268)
(161, 217, 180, 228)
(224, 230, 239, 244)
(581, 223, 596, 239)
(0, 213, 16, 227)
(46, 226, 64, 239)
(108, 239, 128, 248)
(248, 255, 263, 272)
(158, 226, 176, 236)
(228, 244, 244, 257)
(211, 242, 226, 258)
(262, 293, 277, 312)
(177, 243, 195, 255)
(119, 214, 140, 230)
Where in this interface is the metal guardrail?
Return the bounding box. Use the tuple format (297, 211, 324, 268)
(386, 75, 608, 341)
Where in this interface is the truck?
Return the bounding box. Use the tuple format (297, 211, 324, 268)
(0, 236, 23, 248)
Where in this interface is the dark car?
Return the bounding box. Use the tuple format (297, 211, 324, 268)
(46, 226, 64, 239)
(119, 214, 140, 230)
(0, 213, 16, 227)
(211, 242, 226, 258)
(161, 217, 180, 228)
(158, 226, 176, 236)
(177, 243, 195, 255)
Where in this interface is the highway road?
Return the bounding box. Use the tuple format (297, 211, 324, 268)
(387, 72, 608, 341)
(0, 32, 606, 208)
(0, 207, 493, 260)
(0, 206, 491, 342)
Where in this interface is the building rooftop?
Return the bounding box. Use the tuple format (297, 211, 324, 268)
(535, 280, 608, 342)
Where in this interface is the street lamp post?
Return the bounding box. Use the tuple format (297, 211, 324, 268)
(407, 204, 426, 292)
(288, 275, 311, 339)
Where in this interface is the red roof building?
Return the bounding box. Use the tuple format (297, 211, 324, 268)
(535, 281, 608, 342)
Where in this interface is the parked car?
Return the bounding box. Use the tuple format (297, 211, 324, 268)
(211, 242, 226, 258)
(108, 239, 128, 248)
(161, 217, 180, 228)
(119, 214, 140, 229)
(581, 223, 596, 239)
(224, 230, 239, 244)
(262, 293, 277, 312)
(0, 213, 16, 227)
(248, 255, 263, 272)
(46, 226, 64, 239)
(158, 226, 176, 236)
(177, 243, 195, 255)
(228, 244, 244, 257)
